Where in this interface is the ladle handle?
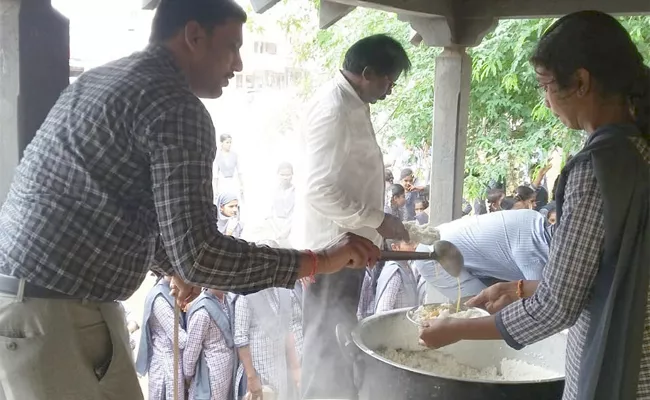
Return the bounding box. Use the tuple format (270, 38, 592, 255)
(379, 251, 436, 262)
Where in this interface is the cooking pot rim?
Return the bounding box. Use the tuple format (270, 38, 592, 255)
(350, 308, 566, 385)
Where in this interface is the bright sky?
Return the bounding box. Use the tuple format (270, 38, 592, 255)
(52, 0, 266, 67)
(52, 0, 154, 65)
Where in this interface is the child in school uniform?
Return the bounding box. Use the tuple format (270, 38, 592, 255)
(184, 288, 239, 400)
(135, 276, 187, 400)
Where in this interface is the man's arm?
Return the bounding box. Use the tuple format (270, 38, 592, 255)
(303, 110, 384, 230)
(146, 103, 302, 292)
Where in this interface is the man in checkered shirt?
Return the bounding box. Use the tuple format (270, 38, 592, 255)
(0, 1, 379, 399)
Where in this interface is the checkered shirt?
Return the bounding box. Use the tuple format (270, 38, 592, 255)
(148, 296, 187, 400)
(497, 136, 650, 399)
(374, 270, 417, 314)
(183, 296, 234, 400)
(234, 289, 291, 393)
(0, 45, 300, 301)
(357, 268, 375, 320)
(290, 290, 304, 360)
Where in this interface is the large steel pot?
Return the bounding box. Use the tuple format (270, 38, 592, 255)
(336, 308, 566, 400)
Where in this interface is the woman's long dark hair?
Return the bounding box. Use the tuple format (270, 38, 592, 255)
(531, 11, 650, 138)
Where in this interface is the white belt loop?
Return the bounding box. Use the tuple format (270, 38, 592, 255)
(16, 279, 26, 302)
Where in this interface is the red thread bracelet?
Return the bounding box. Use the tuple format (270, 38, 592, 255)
(305, 250, 318, 283)
(516, 279, 524, 299)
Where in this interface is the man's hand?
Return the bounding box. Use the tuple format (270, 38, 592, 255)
(418, 319, 461, 349)
(313, 233, 381, 275)
(291, 367, 301, 390)
(169, 276, 202, 309)
(376, 213, 410, 241)
(127, 321, 140, 334)
(246, 375, 263, 400)
(465, 282, 518, 314)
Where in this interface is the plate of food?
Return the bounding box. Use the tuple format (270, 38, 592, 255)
(406, 303, 490, 326)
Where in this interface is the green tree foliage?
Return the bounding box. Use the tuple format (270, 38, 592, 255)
(259, 2, 650, 198)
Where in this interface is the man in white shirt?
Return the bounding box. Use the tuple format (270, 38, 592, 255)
(293, 34, 411, 399)
(415, 209, 553, 299)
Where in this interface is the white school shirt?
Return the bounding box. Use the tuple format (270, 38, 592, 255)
(291, 71, 385, 249)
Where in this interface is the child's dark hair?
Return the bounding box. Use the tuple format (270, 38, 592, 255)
(400, 168, 414, 181)
(545, 202, 557, 214)
(277, 161, 293, 173)
(513, 186, 535, 202)
(388, 184, 405, 199)
(501, 196, 516, 211)
(486, 188, 505, 205)
(385, 169, 394, 184)
(415, 199, 429, 209)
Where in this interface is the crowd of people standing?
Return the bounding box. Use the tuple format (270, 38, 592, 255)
(137, 160, 306, 400)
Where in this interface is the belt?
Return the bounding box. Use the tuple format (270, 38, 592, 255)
(0, 274, 83, 300)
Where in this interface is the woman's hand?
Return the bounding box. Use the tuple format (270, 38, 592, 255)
(465, 282, 518, 314)
(466, 281, 539, 314)
(418, 319, 461, 349)
(419, 316, 502, 348)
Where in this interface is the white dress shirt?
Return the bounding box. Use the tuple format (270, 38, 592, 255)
(291, 72, 385, 249)
(415, 209, 552, 298)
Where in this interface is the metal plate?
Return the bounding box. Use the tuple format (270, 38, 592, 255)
(406, 302, 490, 326)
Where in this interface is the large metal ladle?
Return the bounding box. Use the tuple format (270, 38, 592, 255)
(379, 240, 464, 277)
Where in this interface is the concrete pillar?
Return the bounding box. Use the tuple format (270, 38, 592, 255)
(0, 0, 69, 202)
(428, 47, 472, 226)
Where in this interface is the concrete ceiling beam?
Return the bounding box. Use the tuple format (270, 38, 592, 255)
(142, 0, 159, 10)
(402, 14, 497, 48)
(460, 0, 650, 18)
(319, 0, 356, 29)
(324, 0, 451, 18)
(249, 0, 280, 13)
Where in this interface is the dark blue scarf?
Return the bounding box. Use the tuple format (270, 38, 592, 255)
(187, 292, 239, 400)
(135, 279, 184, 376)
(555, 124, 650, 400)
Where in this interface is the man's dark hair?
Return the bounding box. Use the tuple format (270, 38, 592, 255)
(387, 183, 406, 198)
(342, 34, 411, 77)
(150, 0, 247, 44)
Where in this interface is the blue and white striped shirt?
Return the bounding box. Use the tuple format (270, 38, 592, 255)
(415, 210, 552, 298)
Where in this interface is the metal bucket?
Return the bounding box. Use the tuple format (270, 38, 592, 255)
(336, 309, 566, 400)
